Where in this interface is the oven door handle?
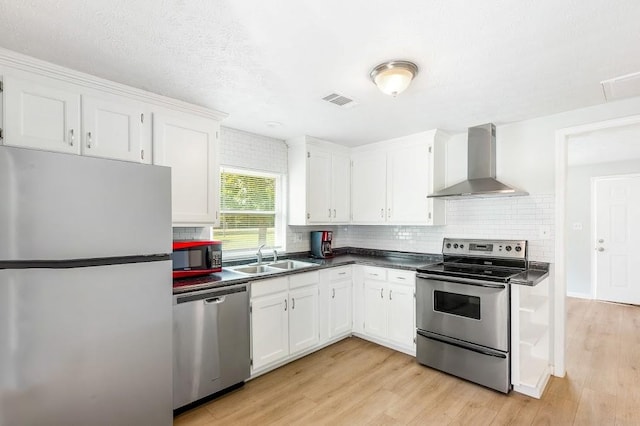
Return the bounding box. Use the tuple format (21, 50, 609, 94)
(416, 273, 507, 289)
(416, 330, 507, 359)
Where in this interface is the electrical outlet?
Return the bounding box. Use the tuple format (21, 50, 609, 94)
(539, 225, 551, 239)
(572, 222, 583, 231)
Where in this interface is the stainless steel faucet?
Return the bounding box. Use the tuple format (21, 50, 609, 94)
(273, 249, 278, 262)
(256, 244, 266, 264)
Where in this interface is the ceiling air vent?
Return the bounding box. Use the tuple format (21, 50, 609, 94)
(322, 93, 357, 108)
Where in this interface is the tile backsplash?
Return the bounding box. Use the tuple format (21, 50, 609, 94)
(286, 194, 554, 262)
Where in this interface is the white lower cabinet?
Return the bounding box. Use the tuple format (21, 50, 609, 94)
(319, 266, 353, 344)
(250, 272, 319, 373)
(511, 277, 551, 398)
(357, 266, 416, 355)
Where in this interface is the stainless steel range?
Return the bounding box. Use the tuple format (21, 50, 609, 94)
(415, 238, 528, 393)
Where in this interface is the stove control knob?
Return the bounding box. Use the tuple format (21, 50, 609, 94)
(460, 244, 464, 249)
(453, 243, 459, 249)
(505, 245, 512, 252)
(515, 246, 522, 252)
(446, 243, 451, 249)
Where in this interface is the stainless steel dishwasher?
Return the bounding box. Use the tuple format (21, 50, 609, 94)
(173, 282, 250, 410)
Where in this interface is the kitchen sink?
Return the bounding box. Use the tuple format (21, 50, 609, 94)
(226, 259, 317, 276)
(229, 265, 275, 275)
(268, 260, 315, 270)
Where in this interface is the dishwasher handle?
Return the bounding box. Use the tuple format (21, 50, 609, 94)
(204, 296, 226, 304)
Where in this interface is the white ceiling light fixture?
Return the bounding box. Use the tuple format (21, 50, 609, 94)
(369, 60, 419, 96)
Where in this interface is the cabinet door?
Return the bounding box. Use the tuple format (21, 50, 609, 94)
(329, 279, 352, 337)
(351, 151, 387, 224)
(331, 153, 351, 223)
(387, 282, 415, 348)
(307, 147, 332, 223)
(251, 292, 289, 370)
(82, 96, 149, 163)
(153, 112, 219, 225)
(363, 280, 387, 339)
(4, 75, 80, 154)
(387, 143, 430, 224)
(289, 285, 319, 355)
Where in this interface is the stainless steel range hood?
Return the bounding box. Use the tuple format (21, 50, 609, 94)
(428, 123, 528, 199)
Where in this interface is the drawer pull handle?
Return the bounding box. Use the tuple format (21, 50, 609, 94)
(332, 288, 335, 299)
(284, 299, 287, 311)
(338, 272, 346, 275)
(389, 290, 392, 300)
(292, 298, 295, 310)
(380, 288, 384, 299)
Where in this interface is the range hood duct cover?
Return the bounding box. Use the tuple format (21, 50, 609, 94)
(428, 123, 528, 199)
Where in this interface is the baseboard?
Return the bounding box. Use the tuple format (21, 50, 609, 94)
(567, 291, 592, 299)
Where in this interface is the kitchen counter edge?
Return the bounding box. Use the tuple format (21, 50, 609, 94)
(173, 253, 439, 294)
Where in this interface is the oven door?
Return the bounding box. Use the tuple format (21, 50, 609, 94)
(416, 273, 509, 351)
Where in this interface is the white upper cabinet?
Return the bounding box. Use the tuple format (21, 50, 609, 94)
(3, 74, 81, 155)
(351, 150, 387, 224)
(3, 73, 151, 162)
(152, 111, 220, 226)
(0, 52, 227, 226)
(82, 95, 150, 163)
(287, 136, 351, 225)
(351, 130, 448, 226)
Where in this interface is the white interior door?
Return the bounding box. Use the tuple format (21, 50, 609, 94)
(594, 175, 640, 304)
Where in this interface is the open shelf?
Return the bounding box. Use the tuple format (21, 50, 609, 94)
(519, 295, 547, 313)
(519, 323, 548, 347)
(519, 354, 549, 388)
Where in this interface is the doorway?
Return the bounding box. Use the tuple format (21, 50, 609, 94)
(556, 114, 640, 376)
(593, 174, 640, 304)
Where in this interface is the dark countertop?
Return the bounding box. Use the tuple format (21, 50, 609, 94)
(173, 249, 442, 294)
(172, 247, 551, 293)
(509, 269, 550, 287)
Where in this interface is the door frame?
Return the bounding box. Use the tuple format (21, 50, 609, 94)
(555, 113, 640, 377)
(590, 173, 640, 301)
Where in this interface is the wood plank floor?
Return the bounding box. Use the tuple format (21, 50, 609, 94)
(174, 298, 640, 425)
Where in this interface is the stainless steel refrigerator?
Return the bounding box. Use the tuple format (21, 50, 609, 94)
(0, 146, 173, 425)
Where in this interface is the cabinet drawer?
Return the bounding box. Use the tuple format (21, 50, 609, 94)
(362, 266, 386, 281)
(251, 277, 288, 298)
(289, 271, 319, 289)
(388, 269, 415, 285)
(329, 266, 352, 281)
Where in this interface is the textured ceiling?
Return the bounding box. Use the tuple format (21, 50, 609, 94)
(1, 0, 640, 146)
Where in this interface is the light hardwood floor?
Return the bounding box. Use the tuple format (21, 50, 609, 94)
(174, 298, 640, 425)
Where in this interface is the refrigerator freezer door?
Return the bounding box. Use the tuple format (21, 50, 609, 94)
(0, 146, 171, 261)
(0, 260, 173, 425)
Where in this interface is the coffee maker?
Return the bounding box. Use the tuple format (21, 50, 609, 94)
(310, 231, 333, 258)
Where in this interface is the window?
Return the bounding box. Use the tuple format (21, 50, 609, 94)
(214, 167, 284, 257)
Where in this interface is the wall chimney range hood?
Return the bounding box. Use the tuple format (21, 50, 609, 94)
(428, 123, 528, 199)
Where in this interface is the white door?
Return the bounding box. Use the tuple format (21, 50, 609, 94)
(4, 75, 81, 154)
(82, 96, 148, 163)
(331, 153, 351, 223)
(288, 286, 319, 355)
(329, 279, 352, 337)
(153, 112, 219, 225)
(387, 143, 430, 224)
(594, 175, 640, 304)
(351, 151, 387, 224)
(250, 292, 289, 370)
(363, 280, 387, 338)
(387, 282, 415, 347)
(307, 147, 332, 223)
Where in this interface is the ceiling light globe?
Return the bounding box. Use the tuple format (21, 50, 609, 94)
(370, 60, 418, 97)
